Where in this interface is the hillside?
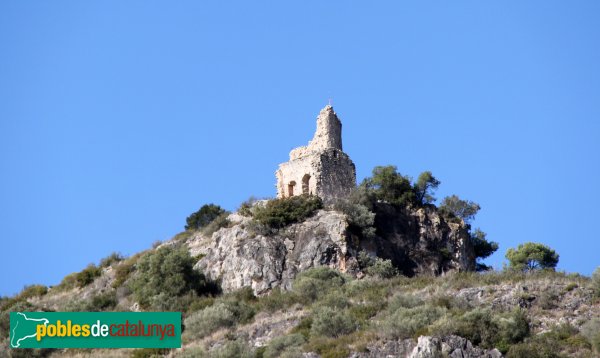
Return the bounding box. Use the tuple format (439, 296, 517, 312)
(1, 192, 600, 357)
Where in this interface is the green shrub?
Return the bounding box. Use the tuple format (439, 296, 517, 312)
(317, 290, 351, 310)
(506, 341, 562, 358)
(89, 291, 118, 311)
(201, 212, 231, 236)
(183, 298, 254, 341)
(211, 338, 254, 358)
(258, 287, 298, 312)
(292, 267, 347, 304)
(290, 317, 313, 340)
(386, 294, 424, 311)
(185, 204, 227, 230)
(252, 195, 323, 230)
(379, 305, 445, 339)
(238, 196, 258, 217)
(176, 346, 207, 358)
(184, 302, 236, 340)
(74, 264, 102, 288)
(130, 348, 171, 358)
(18, 285, 48, 299)
(305, 336, 351, 358)
(366, 258, 399, 279)
(99, 252, 124, 268)
(591, 267, 600, 298)
(112, 256, 137, 288)
(263, 333, 305, 358)
(445, 308, 529, 351)
(333, 200, 376, 239)
(581, 319, 600, 353)
(311, 307, 356, 338)
(130, 245, 219, 311)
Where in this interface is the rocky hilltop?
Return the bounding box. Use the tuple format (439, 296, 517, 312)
(189, 203, 475, 295)
(1, 105, 598, 358)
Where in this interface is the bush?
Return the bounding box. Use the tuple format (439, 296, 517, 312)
(258, 287, 298, 312)
(380, 305, 445, 339)
(506, 243, 559, 272)
(185, 204, 227, 230)
(366, 258, 399, 279)
(201, 212, 231, 237)
(311, 307, 356, 338)
(292, 267, 347, 304)
(130, 245, 218, 311)
(99, 252, 124, 268)
(581, 319, 600, 353)
(211, 338, 255, 358)
(591, 267, 600, 298)
(252, 195, 323, 230)
(131, 348, 171, 358)
(89, 291, 118, 311)
(333, 200, 376, 239)
(184, 303, 236, 340)
(75, 264, 102, 288)
(506, 341, 562, 358)
(112, 256, 137, 288)
(263, 334, 305, 358)
(238, 196, 258, 217)
(18, 285, 48, 299)
(449, 308, 529, 351)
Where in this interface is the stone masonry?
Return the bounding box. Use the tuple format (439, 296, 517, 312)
(275, 105, 356, 204)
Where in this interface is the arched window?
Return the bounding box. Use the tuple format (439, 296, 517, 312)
(288, 181, 296, 197)
(302, 174, 311, 195)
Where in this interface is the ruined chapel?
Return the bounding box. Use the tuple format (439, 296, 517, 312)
(275, 105, 356, 204)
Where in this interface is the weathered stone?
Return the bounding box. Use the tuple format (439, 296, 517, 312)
(190, 206, 476, 295)
(275, 105, 356, 204)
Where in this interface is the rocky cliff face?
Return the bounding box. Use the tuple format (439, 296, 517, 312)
(189, 204, 475, 295)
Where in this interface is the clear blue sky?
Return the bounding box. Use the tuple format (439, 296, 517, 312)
(1, 1, 599, 297)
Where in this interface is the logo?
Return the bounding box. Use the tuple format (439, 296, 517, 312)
(10, 312, 181, 348)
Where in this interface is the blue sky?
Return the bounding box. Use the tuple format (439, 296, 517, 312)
(1, 1, 599, 296)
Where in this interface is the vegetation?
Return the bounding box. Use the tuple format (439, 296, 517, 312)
(185, 203, 227, 230)
(361, 165, 415, 207)
(470, 229, 499, 271)
(55, 263, 103, 291)
(251, 194, 323, 232)
(3, 262, 597, 357)
(505, 242, 560, 272)
(130, 245, 219, 311)
(439, 194, 481, 223)
(591, 266, 600, 298)
(358, 251, 400, 279)
(99, 252, 124, 268)
(413, 171, 441, 205)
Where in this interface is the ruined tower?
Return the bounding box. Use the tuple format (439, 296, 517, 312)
(275, 105, 356, 204)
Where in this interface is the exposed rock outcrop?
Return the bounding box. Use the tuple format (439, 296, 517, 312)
(189, 204, 475, 295)
(352, 336, 502, 358)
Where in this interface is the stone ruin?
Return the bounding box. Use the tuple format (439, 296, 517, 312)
(275, 105, 356, 204)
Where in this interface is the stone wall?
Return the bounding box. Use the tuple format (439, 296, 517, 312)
(276, 105, 356, 203)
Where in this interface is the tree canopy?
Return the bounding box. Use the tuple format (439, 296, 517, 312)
(185, 204, 227, 230)
(439, 195, 481, 224)
(470, 229, 499, 271)
(505, 242, 559, 272)
(414, 171, 440, 205)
